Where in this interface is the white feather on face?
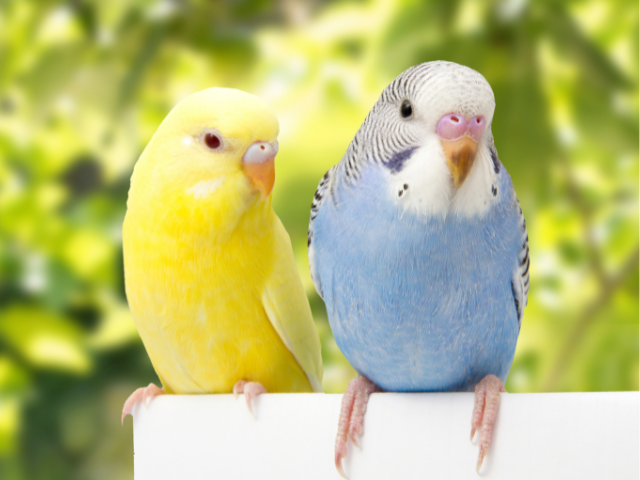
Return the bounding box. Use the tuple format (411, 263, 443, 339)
(390, 61, 499, 219)
(186, 177, 225, 199)
(391, 136, 455, 217)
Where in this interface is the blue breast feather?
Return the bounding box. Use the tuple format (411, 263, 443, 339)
(312, 164, 522, 392)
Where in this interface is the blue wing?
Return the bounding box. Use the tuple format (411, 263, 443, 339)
(511, 196, 529, 331)
(308, 164, 338, 300)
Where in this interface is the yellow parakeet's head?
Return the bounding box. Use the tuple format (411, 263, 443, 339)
(127, 88, 280, 236)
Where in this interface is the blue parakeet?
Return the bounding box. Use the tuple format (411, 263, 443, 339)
(308, 61, 529, 475)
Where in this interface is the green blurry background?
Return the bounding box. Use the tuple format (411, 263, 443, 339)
(0, 0, 637, 478)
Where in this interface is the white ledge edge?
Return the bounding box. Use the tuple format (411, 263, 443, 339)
(133, 391, 639, 480)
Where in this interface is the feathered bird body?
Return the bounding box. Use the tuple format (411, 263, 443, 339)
(311, 160, 522, 392)
(124, 88, 323, 396)
(125, 197, 313, 394)
(309, 61, 528, 393)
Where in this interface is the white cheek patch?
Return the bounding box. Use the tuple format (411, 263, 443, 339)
(392, 139, 454, 218)
(187, 177, 224, 200)
(182, 136, 194, 147)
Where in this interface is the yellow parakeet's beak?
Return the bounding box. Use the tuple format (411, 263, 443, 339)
(242, 141, 278, 200)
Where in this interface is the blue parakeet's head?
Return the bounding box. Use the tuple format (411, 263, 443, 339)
(341, 61, 500, 219)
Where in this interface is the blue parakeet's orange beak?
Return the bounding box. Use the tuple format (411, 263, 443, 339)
(243, 141, 278, 199)
(437, 113, 486, 188)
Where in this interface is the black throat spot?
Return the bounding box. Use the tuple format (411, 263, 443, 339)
(383, 147, 418, 174)
(490, 147, 500, 174)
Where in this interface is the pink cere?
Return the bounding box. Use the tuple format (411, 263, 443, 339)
(468, 115, 486, 142)
(436, 113, 486, 142)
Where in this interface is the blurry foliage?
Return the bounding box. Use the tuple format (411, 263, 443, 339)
(0, 0, 637, 478)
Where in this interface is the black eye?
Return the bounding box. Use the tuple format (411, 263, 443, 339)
(204, 133, 221, 149)
(200, 129, 224, 150)
(400, 99, 412, 118)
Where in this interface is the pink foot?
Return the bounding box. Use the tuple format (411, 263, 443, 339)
(121, 383, 166, 424)
(233, 380, 267, 418)
(470, 374, 506, 473)
(335, 375, 380, 479)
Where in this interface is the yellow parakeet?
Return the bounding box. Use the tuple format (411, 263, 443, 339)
(121, 88, 323, 421)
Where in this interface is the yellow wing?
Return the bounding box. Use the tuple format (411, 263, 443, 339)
(262, 216, 324, 392)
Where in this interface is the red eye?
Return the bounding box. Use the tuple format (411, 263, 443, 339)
(204, 133, 221, 149)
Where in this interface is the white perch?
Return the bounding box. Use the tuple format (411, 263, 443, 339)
(133, 391, 638, 480)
